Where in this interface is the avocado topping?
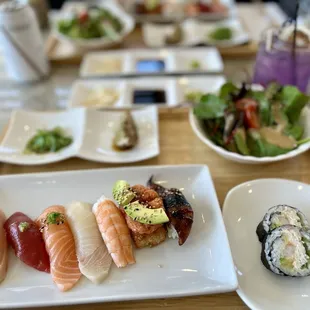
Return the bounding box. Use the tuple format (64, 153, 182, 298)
(113, 180, 136, 206)
(124, 201, 169, 225)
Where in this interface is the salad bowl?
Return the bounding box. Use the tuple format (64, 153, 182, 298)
(53, 1, 135, 50)
(189, 83, 310, 164)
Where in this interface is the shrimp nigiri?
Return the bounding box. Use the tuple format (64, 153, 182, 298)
(37, 205, 81, 292)
(0, 210, 8, 283)
(93, 196, 135, 268)
(66, 201, 112, 284)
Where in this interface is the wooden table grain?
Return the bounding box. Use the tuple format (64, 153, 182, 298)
(4, 108, 310, 310)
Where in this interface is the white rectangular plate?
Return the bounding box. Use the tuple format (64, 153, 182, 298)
(80, 47, 223, 77)
(0, 165, 237, 308)
(69, 76, 226, 109)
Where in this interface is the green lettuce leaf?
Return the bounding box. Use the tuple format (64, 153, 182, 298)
(193, 94, 227, 119)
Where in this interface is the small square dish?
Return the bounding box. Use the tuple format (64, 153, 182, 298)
(69, 80, 128, 109)
(80, 51, 130, 77)
(201, 18, 250, 47)
(142, 20, 200, 48)
(78, 106, 159, 163)
(178, 76, 226, 101)
(0, 165, 237, 308)
(129, 49, 175, 74)
(128, 78, 179, 107)
(0, 109, 85, 165)
(223, 179, 310, 310)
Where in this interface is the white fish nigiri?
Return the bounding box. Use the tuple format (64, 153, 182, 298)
(66, 201, 112, 284)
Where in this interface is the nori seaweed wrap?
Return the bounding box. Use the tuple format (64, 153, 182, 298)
(261, 225, 310, 277)
(256, 205, 309, 242)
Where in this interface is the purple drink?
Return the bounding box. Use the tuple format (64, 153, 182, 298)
(253, 27, 310, 93)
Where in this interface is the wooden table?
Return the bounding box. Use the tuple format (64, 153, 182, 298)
(5, 108, 310, 310)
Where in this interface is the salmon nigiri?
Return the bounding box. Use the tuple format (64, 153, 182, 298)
(0, 210, 8, 283)
(4, 212, 50, 273)
(37, 205, 81, 292)
(93, 196, 135, 268)
(66, 201, 112, 284)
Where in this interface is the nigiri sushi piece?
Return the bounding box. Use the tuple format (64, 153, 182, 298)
(37, 206, 81, 292)
(147, 176, 194, 246)
(93, 196, 135, 268)
(66, 201, 112, 284)
(4, 212, 49, 273)
(0, 210, 8, 283)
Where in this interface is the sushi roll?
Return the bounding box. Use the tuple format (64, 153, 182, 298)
(256, 204, 309, 242)
(261, 225, 310, 277)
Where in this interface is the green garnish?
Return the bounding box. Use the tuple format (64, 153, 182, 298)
(18, 222, 30, 232)
(190, 60, 201, 70)
(25, 127, 73, 154)
(209, 27, 233, 41)
(46, 212, 65, 225)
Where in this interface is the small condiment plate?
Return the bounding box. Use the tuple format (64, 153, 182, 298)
(142, 18, 249, 48)
(0, 109, 85, 165)
(200, 18, 250, 48)
(0, 165, 237, 308)
(69, 80, 128, 109)
(78, 106, 159, 163)
(80, 51, 131, 77)
(223, 179, 310, 310)
(178, 76, 226, 101)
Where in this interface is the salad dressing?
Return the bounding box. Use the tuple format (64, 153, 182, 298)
(260, 127, 296, 149)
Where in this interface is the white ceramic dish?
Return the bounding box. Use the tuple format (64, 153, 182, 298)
(69, 80, 128, 109)
(69, 76, 226, 109)
(0, 109, 85, 165)
(200, 18, 250, 47)
(53, 1, 135, 50)
(80, 47, 224, 77)
(142, 18, 249, 48)
(0, 107, 159, 165)
(223, 178, 310, 310)
(189, 83, 310, 164)
(0, 165, 237, 308)
(79, 106, 159, 163)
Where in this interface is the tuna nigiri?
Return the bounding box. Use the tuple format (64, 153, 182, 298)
(4, 212, 49, 273)
(0, 210, 8, 283)
(93, 196, 135, 268)
(66, 201, 112, 284)
(37, 206, 81, 292)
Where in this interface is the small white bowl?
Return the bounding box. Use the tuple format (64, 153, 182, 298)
(189, 95, 310, 165)
(53, 1, 135, 50)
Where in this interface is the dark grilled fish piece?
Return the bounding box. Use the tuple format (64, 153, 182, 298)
(147, 176, 194, 246)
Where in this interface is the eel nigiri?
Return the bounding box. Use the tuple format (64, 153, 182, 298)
(93, 196, 135, 268)
(36, 206, 81, 292)
(66, 201, 112, 284)
(0, 210, 8, 283)
(4, 212, 50, 273)
(147, 176, 194, 246)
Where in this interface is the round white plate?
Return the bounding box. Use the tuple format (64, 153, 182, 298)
(223, 179, 310, 310)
